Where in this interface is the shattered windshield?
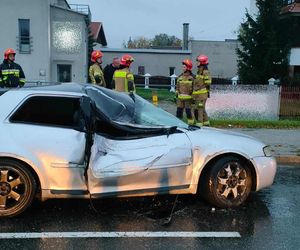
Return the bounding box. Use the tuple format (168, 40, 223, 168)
(86, 85, 188, 129)
(132, 94, 188, 129)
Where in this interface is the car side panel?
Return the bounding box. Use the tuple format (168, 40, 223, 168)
(0, 123, 87, 190)
(87, 133, 193, 195)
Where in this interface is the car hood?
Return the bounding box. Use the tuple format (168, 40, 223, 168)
(184, 127, 266, 159)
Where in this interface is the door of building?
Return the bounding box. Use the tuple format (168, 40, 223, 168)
(57, 64, 72, 82)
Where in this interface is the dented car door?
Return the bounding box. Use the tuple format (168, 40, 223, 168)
(87, 132, 193, 196)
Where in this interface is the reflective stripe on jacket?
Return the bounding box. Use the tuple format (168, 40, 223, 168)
(113, 68, 135, 93)
(89, 63, 106, 87)
(0, 61, 26, 87)
(193, 69, 211, 95)
(176, 73, 194, 98)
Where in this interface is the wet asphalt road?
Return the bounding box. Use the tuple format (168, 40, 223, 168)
(0, 165, 300, 250)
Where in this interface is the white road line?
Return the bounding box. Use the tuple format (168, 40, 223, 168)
(0, 231, 241, 239)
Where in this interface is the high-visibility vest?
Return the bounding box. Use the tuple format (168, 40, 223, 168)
(113, 68, 135, 93)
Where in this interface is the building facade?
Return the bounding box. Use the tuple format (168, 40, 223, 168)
(99, 39, 239, 79)
(100, 48, 192, 77)
(0, 0, 94, 83)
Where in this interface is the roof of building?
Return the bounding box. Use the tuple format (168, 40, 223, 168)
(100, 48, 191, 54)
(90, 22, 107, 47)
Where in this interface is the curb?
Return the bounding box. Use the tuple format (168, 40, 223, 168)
(275, 155, 300, 164)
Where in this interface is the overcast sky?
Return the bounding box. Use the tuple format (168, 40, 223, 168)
(69, 0, 250, 48)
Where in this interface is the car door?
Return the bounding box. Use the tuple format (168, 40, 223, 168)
(8, 95, 87, 190)
(87, 131, 193, 196)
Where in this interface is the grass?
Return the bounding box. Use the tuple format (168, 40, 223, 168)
(210, 119, 300, 129)
(136, 87, 175, 101)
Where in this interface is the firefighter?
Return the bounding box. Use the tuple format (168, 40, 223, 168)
(193, 54, 212, 126)
(89, 50, 106, 87)
(112, 54, 135, 93)
(176, 59, 194, 125)
(0, 48, 26, 88)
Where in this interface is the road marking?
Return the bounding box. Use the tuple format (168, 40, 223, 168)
(0, 231, 240, 239)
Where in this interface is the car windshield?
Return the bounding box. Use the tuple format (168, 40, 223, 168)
(132, 94, 188, 129)
(86, 86, 188, 129)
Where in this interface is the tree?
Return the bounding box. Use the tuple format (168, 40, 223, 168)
(237, 0, 289, 84)
(123, 34, 182, 48)
(123, 36, 152, 49)
(152, 33, 182, 47)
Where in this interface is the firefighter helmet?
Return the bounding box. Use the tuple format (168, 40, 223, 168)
(91, 50, 103, 63)
(120, 54, 134, 67)
(196, 54, 209, 65)
(4, 48, 16, 60)
(182, 59, 193, 71)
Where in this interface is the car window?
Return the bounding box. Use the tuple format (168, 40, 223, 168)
(10, 96, 80, 127)
(85, 86, 135, 123)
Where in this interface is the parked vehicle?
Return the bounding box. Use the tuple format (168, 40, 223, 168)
(0, 83, 277, 217)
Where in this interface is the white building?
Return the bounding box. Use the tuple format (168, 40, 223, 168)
(0, 0, 106, 83)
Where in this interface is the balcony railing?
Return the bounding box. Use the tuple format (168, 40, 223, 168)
(69, 4, 91, 20)
(16, 36, 32, 54)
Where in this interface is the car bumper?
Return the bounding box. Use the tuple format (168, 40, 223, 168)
(252, 156, 277, 191)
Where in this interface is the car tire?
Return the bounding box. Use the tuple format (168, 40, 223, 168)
(203, 156, 252, 208)
(0, 159, 36, 217)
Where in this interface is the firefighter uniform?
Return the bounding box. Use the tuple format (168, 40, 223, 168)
(113, 68, 135, 93)
(193, 68, 212, 126)
(89, 63, 106, 87)
(0, 48, 25, 88)
(112, 54, 135, 93)
(176, 72, 194, 125)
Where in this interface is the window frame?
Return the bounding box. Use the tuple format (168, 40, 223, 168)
(9, 94, 81, 129)
(18, 19, 31, 54)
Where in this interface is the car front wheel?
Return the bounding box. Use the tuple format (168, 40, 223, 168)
(0, 159, 36, 217)
(204, 156, 252, 208)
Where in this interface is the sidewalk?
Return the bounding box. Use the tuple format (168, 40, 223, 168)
(158, 101, 300, 165)
(226, 128, 300, 165)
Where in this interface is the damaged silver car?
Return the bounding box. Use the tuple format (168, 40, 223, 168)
(0, 83, 277, 217)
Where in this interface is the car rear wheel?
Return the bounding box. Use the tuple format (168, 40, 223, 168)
(0, 159, 36, 217)
(203, 156, 252, 208)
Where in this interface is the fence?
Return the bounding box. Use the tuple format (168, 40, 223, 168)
(279, 86, 300, 119)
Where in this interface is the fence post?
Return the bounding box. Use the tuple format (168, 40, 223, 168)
(170, 74, 177, 92)
(268, 78, 275, 85)
(144, 73, 151, 89)
(231, 76, 239, 85)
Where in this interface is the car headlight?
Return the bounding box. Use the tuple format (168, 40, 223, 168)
(263, 146, 273, 157)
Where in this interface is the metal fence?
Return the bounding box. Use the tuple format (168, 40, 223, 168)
(279, 86, 300, 119)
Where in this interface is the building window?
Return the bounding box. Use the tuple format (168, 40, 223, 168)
(169, 67, 175, 76)
(57, 64, 72, 82)
(138, 66, 145, 75)
(18, 19, 31, 53)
